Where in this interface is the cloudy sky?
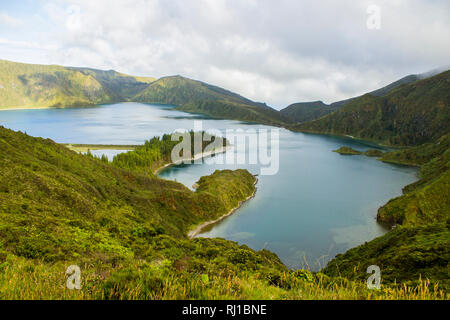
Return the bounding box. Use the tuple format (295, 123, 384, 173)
(0, 0, 449, 109)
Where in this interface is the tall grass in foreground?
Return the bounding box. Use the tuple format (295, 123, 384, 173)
(0, 257, 446, 300)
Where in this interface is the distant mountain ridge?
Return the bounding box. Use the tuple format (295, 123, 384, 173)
(280, 100, 337, 123)
(281, 68, 449, 123)
(134, 75, 289, 125)
(68, 67, 155, 100)
(1, 59, 449, 296)
(0, 59, 286, 125)
(293, 70, 450, 146)
(0, 59, 155, 109)
(1, 58, 448, 136)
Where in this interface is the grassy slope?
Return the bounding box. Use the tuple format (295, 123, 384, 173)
(377, 134, 450, 226)
(0, 59, 154, 109)
(134, 75, 289, 125)
(293, 71, 450, 146)
(68, 67, 155, 100)
(0, 126, 256, 243)
(0, 125, 281, 298)
(0, 126, 444, 299)
(323, 223, 449, 290)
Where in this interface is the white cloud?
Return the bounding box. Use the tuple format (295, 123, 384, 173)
(0, 12, 23, 27)
(1, 0, 450, 108)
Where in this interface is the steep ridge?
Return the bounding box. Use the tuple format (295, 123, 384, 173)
(134, 75, 289, 125)
(0, 59, 288, 126)
(281, 72, 440, 123)
(0, 59, 154, 109)
(292, 70, 450, 146)
(281, 101, 338, 123)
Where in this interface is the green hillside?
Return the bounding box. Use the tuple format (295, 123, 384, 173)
(134, 75, 289, 125)
(0, 59, 154, 109)
(112, 131, 228, 175)
(281, 73, 436, 124)
(0, 125, 443, 299)
(0, 60, 287, 126)
(280, 101, 338, 123)
(0, 59, 448, 299)
(68, 67, 155, 100)
(333, 146, 362, 155)
(301, 71, 450, 292)
(293, 71, 450, 146)
(323, 134, 450, 290)
(0, 125, 281, 298)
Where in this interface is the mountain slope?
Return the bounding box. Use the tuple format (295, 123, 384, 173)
(292, 70, 450, 146)
(134, 75, 289, 125)
(0, 59, 154, 109)
(281, 101, 339, 123)
(281, 73, 429, 123)
(0, 59, 287, 126)
(68, 67, 155, 100)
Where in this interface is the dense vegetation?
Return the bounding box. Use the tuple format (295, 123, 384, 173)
(363, 149, 384, 157)
(324, 222, 449, 291)
(68, 67, 155, 100)
(297, 70, 450, 294)
(280, 101, 339, 123)
(293, 71, 450, 146)
(112, 131, 227, 175)
(333, 146, 362, 155)
(1, 59, 449, 299)
(0, 126, 279, 298)
(377, 134, 450, 226)
(134, 75, 289, 125)
(324, 134, 450, 291)
(333, 147, 384, 157)
(0, 126, 444, 299)
(0, 60, 155, 109)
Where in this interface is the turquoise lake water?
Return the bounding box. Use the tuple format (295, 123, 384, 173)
(0, 102, 418, 270)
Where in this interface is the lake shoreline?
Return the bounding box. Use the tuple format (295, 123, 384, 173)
(153, 145, 232, 175)
(63, 143, 138, 153)
(1, 102, 419, 270)
(188, 176, 259, 239)
(0, 106, 54, 111)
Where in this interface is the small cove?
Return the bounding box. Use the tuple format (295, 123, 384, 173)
(0, 102, 418, 270)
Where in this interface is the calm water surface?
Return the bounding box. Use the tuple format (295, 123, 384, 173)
(0, 103, 418, 270)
